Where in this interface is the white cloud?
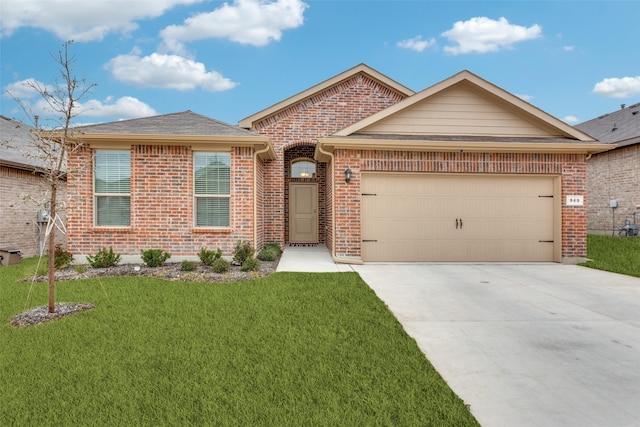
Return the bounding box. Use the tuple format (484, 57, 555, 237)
(3, 79, 55, 99)
(397, 36, 436, 53)
(105, 52, 237, 92)
(563, 45, 575, 52)
(563, 115, 580, 124)
(3, 78, 155, 119)
(77, 96, 157, 118)
(0, 0, 202, 41)
(592, 76, 640, 98)
(516, 94, 534, 102)
(441, 16, 541, 55)
(160, 0, 308, 54)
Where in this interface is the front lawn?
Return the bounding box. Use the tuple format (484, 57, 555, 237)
(581, 234, 640, 277)
(1, 258, 479, 426)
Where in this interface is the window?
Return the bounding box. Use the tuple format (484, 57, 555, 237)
(194, 152, 230, 227)
(291, 159, 316, 178)
(94, 150, 130, 226)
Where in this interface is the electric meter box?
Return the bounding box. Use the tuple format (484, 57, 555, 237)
(0, 249, 22, 266)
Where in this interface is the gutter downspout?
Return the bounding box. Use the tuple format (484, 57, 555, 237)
(254, 144, 271, 252)
(316, 143, 363, 265)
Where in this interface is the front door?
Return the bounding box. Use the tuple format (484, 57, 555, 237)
(289, 183, 318, 243)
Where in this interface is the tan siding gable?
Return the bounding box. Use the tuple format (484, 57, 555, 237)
(358, 83, 562, 137)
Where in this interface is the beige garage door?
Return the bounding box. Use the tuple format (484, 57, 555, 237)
(361, 173, 559, 262)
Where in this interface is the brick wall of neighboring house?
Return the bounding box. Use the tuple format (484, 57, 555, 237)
(332, 150, 589, 260)
(0, 166, 67, 258)
(587, 143, 640, 235)
(67, 145, 256, 257)
(252, 74, 408, 246)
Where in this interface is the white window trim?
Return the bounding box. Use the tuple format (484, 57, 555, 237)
(193, 152, 231, 228)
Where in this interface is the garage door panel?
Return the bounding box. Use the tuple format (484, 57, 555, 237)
(361, 173, 557, 262)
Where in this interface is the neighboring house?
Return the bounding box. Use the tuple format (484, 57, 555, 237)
(66, 65, 610, 263)
(0, 116, 67, 258)
(575, 103, 640, 235)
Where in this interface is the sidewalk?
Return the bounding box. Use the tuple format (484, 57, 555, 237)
(276, 245, 353, 273)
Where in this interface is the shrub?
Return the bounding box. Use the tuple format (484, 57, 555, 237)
(73, 264, 88, 274)
(54, 244, 74, 269)
(264, 242, 282, 255)
(198, 247, 222, 266)
(233, 241, 255, 265)
(86, 246, 121, 268)
(37, 263, 48, 277)
(181, 260, 197, 272)
(241, 257, 260, 272)
(212, 258, 230, 273)
(141, 249, 171, 267)
(257, 242, 281, 261)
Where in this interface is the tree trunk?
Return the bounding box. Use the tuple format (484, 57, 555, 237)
(48, 183, 57, 313)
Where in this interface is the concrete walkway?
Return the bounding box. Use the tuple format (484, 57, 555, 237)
(276, 245, 352, 272)
(275, 246, 640, 427)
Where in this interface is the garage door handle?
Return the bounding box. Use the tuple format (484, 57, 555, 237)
(456, 218, 459, 229)
(460, 219, 463, 229)
(539, 240, 554, 243)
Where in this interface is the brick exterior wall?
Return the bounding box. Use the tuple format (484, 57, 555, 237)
(67, 145, 256, 257)
(0, 166, 67, 257)
(251, 74, 408, 247)
(587, 144, 640, 235)
(331, 150, 588, 261)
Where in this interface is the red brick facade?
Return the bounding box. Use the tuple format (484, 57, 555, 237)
(64, 68, 594, 263)
(251, 74, 408, 246)
(67, 144, 258, 256)
(331, 150, 588, 261)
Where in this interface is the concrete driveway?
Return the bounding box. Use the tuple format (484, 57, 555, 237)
(352, 264, 640, 427)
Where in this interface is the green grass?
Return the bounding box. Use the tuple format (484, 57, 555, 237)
(1, 258, 479, 426)
(581, 234, 640, 277)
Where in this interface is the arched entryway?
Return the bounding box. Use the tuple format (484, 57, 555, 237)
(284, 144, 326, 245)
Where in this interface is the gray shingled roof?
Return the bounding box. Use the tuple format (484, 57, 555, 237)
(74, 110, 259, 136)
(0, 115, 45, 170)
(576, 102, 640, 145)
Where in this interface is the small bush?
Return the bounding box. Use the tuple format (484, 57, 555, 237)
(233, 241, 255, 265)
(37, 263, 48, 277)
(141, 249, 171, 267)
(212, 258, 230, 273)
(86, 246, 121, 268)
(257, 246, 278, 261)
(181, 260, 197, 272)
(54, 244, 74, 269)
(264, 242, 282, 255)
(73, 264, 88, 274)
(198, 247, 222, 266)
(241, 257, 260, 272)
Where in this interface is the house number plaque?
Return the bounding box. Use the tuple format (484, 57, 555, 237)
(566, 195, 584, 206)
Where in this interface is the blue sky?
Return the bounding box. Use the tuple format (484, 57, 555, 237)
(1, 0, 639, 129)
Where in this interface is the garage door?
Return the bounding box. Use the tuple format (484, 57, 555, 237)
(361, 173, 558, 262)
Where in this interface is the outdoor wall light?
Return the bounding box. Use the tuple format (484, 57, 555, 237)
(344, 168, 352, 183)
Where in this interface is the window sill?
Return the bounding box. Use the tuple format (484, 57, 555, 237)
(91, 227, 132, 233)
(192, 228, 233, 234)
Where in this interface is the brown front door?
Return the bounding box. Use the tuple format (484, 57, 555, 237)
(289, 183, 318, 243)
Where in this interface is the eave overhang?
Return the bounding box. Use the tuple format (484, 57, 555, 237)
(62, 132, 276, 161)
(315, 135, 613, 162)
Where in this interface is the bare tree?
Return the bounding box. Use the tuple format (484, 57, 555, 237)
(7, 41, 96, 313)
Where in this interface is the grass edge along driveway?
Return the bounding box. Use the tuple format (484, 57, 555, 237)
(1, 259, 479, 426)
